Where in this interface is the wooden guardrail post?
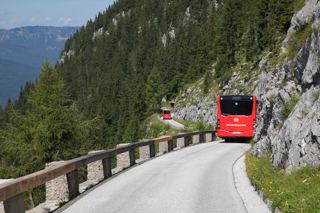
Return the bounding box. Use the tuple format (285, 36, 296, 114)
(149, 144, 155, 157)
(129, 149, 135, 166)
(184, 136, 189, 147)
(199, 134, 204, 143)
(3, 192, 25, 213)
(102, 158, 112, 179)
(211, 132, 216, 141)
(168, 140, 173, 152)
(66, 169, 80, 200)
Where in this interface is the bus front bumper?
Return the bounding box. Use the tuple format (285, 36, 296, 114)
(217, 130, 254, 138)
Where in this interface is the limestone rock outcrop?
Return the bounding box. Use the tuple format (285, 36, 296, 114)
(252, 0, 320, 172)
(175, 0, 320, 173)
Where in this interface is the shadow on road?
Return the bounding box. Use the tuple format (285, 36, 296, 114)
(219, 138, 251, 143)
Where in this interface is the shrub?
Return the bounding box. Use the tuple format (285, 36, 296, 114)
(281, 94, 300, 119)
(277, 122, 284, 131)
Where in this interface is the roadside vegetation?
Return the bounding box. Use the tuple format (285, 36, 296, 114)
(145, 114, 180, 138)
(245, 151, 320, 212)
(281, 94, 301, 119)
(145, 113, 213, 139)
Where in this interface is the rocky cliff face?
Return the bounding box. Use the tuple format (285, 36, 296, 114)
(175, 0, 320, 172)
(252, 0, 320, 172)
(173, 84, 218, 125)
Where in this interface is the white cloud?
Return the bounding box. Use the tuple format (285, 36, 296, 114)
(0, 10, 7, 15)
(58, 17, 72, 25)
(9, 18, 24, 24)
(30, 17, 52, 23)
(0, 21, 7, 25)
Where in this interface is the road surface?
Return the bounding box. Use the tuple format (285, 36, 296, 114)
(158, 114, 185, 129)
(61, 142, 253, 213)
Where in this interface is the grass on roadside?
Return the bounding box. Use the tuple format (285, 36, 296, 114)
(145, 114, 180, 138)
(245, 151, 320, 212)
(173, 117, 213, 131)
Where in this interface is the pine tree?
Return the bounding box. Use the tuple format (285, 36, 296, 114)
(214, 0, 242, 80)
(145, 66, 162, 113)
(2, 59, 98, 177)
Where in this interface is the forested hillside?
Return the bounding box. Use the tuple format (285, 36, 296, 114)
(56, 0, 302, 148)
(0, 0, 306, 207)
(0, 26, 79, 107)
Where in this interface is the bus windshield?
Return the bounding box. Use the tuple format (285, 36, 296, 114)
(220, 97, 253, 116)
(163, 110, 171, 114)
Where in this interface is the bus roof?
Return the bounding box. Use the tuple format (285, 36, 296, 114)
(219, 95, 254, 101)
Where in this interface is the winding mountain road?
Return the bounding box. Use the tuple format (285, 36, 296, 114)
(60, 142, 257, 213)
(158, 114, 185, 129)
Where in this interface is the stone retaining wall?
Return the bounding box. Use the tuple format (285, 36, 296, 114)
(87, 151, 104, 182)
(0, 180, 13, 213)
(159, 141, 168, 154)
(177, 137, 184, 148)
(116, 143, 130, 168)
(45, 161, 68, 201)
(139, 146, 150, 159)
(193, 135, 200, 144)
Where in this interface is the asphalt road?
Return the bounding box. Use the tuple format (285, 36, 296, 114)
(158, 114, 185, 129)
(164, 118, 185, 129)
(61, 141, 251, 213)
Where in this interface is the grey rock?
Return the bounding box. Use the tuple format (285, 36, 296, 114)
(294, 38, 310, 84)
(251, 0, 320, 172)
(176, 0, 320, 173)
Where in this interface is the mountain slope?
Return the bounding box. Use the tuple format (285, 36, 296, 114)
(55, 0, 298, 149)
(251, 0, 320, 172)
(174, 0, 320, 172)
(0, 26, 79, 68)
(0, 26, 79, 107)
(0, 58, 38, 107)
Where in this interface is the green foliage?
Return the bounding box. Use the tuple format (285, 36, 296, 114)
(246, 151, 320, 212)
(52, 0, 303, 150)
(277, 122, 284, 131)
(194, 117, 214, 131)
(293, 0, 305, 11)
(284, 22, 312, 60)
(144, 114, 180, 138)
(0, 59, 99, 208)
(202, 71, 213, 95)
(173, 117, 212, 131)
(122, 116, 144, 143)
(149, 122, 162, 138)
(183, 66, 197, 85)
(313, 91, 320, 100)
(145, 66, 163, 114)
(249, 139, 257, 146)
(281, 94, 300, 119)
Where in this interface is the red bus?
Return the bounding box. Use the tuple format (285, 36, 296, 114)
(217, 95, 257, 139)
(162, 108, 172, 120)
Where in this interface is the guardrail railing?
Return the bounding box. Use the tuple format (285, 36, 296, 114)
(0, 130, 216, 213)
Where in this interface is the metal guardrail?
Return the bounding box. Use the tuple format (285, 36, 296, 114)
(0, 130, 216, 213)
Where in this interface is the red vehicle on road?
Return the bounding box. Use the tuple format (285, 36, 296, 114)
(217, 95, 257, 140)
(162, 108, 172, 120)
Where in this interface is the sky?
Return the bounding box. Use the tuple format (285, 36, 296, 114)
(0, 0, 116, 29)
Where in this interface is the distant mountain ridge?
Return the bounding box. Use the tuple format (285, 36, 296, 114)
(0, 26, 79, 68)
(0, 26, 79, 107)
